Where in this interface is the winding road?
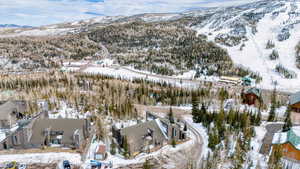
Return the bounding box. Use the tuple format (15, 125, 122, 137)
(185, 120, 205, 168)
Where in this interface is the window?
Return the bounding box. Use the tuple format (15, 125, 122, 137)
(12, 135, 18, 145)
(51, 139, 61, 145)
(172, 128, 177, 138)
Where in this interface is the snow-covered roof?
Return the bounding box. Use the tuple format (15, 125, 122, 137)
(272, 126, 300, 150)
(0, 132, 6, 143)
(272, 132, 287, 144)
(245, 87, 261, 97)
(289, 91, 300, 105)
(155, 119, 168, 140)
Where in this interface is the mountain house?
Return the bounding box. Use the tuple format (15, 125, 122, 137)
(289, 91, 300, 113)
(112, 112, 187, 157)
(242, 87, 262, 106)
(272, 126, 300, 161)
(0, 118, 91, 150)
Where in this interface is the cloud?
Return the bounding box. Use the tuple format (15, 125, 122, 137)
(84, 11, 104, 16)
(0, 0, 259, 26)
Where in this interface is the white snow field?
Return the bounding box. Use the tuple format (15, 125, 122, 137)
(0, 152, 81, 165)
(195, 1, 300, 92)
(83, 66, 205, 89)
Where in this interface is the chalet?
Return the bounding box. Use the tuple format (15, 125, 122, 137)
(242, 87, 262, 106)
(0, 118, 91, 150)
(289, 91, 300, 113)
(112, 112, 187, 157)
(272, 126, 300, 161)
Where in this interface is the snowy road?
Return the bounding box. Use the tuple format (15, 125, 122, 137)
(185, 119, 204, 167)
(80, 64, 248, 91)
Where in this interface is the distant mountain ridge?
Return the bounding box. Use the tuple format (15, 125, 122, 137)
(0, 24, 32, 28)
(1, 0, 300, 91)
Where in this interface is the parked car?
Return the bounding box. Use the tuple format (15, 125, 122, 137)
(63, 160, 71, 169)
(102, 161, 113, 168)
(18, 164, 27, 169)
(90, 160, 101, 168)
(5, 161, 18, 169)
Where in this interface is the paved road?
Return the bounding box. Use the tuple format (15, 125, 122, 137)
(260, 123, 283, 155)
(185, 120, 204, 168)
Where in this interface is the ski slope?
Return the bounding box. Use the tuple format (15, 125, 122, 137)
(195, 0, 300, 92)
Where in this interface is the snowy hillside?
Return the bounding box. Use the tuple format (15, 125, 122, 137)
(2, 0, 300, 92)
(193, 0, 300, 91)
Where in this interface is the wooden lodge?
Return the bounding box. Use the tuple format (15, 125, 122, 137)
(272, 127, 300, 161)
(289, 91, 300, 113)
(242, 87, 262, 106)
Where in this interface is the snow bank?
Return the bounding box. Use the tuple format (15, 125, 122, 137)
(184, 115, 209, 159)
(48, 101, 89, 119)
(249, 125, 268, 169)
(0, 28, 74, 38)
(0, 152, 81, 165)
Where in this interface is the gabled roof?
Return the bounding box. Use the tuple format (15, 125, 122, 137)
(273, 126, 300, 150)
(244, 87, 261, 97)
(120, 119, 169, 146)
(30, 119, 86, 145)
(289, 91, 300, 105)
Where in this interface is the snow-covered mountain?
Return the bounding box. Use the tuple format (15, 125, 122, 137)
(56, 0, 300, 91)
(0, 24, 32, 28)
(2, 0, 300, 91)
(191, 0, 300, 91)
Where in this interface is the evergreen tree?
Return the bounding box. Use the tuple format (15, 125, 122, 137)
(268, 87, 277, 122)
(282, 107, 292, 132)
(216, 110, 226, 139)
(110, 140, 116, 155)
(268, 145, 283, 169)
(168, 107, 175, 123)
(218, 88, 228, 107)
(199, 103, 207, 124)
(191, 92, 200, 123)
(227, 109, 235, 129)
(266, 40, 275, 49)
(172, 139, 176, 148)
(233, 136, 245, 169)
(208, 128, 220, 150)
(255, 111, 262, 126)
(250, 111, 256, 125)
(184, 122, 188, 131)
(123, 136, 130, 158)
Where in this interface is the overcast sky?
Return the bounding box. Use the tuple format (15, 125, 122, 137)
(0, 0, 259, 26)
